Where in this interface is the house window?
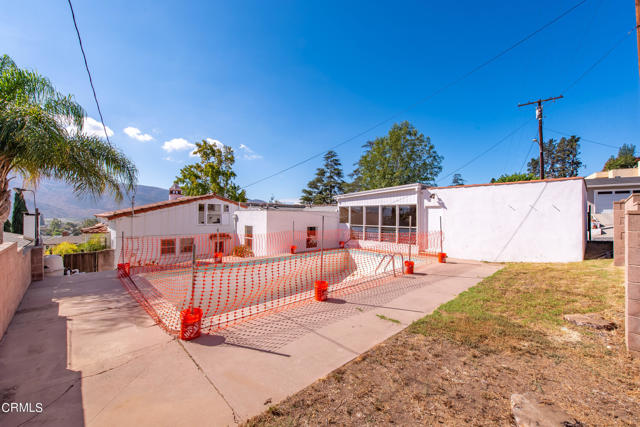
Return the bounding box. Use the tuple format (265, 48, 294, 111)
(398, 205, 417, 227)
(615, 190, 631, 194)
(244, 226, 253, 249)
(381, 206, 396, 226)
(350, 207, 363, 225)
(597, 191, 612, 195)
(223, 204, 230, 213)
(306, 227, 317, 248)
(180, 238, 193, 254)
(198, 204, 205, 224)
(160, 239, 176, 255)
(339, 207, 349, 223)
(207, 204, 221, 224)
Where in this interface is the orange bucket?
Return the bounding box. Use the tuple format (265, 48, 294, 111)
(314, 280, 328, 301)
(213, 253, 223, 264)
(117, 262, 130, 276)
(180, 308, 203, 340)
(404, 260, 414, 274)
(339, 241, 345, 249)
(438, 252, 447, 263)
(290, 245, 297, 254)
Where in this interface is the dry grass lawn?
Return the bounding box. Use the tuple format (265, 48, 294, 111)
(245, 260, 640, 426)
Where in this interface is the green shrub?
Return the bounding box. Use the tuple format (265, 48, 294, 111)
(78, 235, 106, 252)
(51, 242, 79, 255)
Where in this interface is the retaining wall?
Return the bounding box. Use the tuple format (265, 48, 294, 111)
(0, 243, 36, 339)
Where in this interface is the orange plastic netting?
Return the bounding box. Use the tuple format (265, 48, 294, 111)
(117, 229, 443, 336)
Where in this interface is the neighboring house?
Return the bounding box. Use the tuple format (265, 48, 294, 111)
(81, 222, 110, 248)
(235, 206, 339, 256)
(42, 235, 86, 252)
(95, 186, 245, 268)
(336, 177, 586, 262)
(585, 162, 640, 217)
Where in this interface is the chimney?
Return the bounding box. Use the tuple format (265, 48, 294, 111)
(169, 183, 183, 200)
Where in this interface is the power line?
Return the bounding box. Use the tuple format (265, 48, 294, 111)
(545, 128, 622, 149)
(519, 140, 536, 173)
(242, 0, 588, 190)
(436, 119, 533, 185)
(562, 23, 638, 94)
(67, 0, 111, 144)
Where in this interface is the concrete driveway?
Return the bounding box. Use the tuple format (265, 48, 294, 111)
(0, 259, 501, 426)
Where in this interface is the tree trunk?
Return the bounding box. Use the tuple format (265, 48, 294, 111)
(0, 178, 11, 244)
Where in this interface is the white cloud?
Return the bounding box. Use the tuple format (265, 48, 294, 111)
(162, 138, 196, 152)
(206, 138, 224, 149)
(124, 126, 153, 141)
(59, 116, 114, 138)
(163, 156, 183, 163)
(82, 117, 114, 138)
(238, 144, 262, 160)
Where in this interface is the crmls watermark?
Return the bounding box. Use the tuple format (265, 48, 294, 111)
(1, 402, 43, 413)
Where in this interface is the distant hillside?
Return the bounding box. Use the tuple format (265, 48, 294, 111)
(16, 179, 169, 221)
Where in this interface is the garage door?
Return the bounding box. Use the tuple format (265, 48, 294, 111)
(595, 190, 631, 214)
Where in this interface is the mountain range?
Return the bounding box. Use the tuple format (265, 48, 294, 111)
(15, 180, 169, 221)
(13, 180, 269, 221)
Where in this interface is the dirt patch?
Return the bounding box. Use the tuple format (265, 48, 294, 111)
(244, 261, 640, 426)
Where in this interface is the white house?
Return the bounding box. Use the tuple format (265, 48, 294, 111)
(336, 177, 587, 262)
(235, 206, 340, 257)
(96, 185, 341, 267)
(96, 186, 245, 267)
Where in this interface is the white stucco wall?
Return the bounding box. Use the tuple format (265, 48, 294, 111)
(427, 178, 586, 262)
(234, 208, 341, 256)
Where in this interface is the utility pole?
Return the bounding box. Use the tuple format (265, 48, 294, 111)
(517, 95, 563, 179)
(636, 0, 640, 78)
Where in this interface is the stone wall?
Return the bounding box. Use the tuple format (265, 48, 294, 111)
(623, 195, 640, 356)
(0, 242, 34, 339)
(614, 200, 625, 266)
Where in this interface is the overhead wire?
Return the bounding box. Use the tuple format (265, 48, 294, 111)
(241, 0, 589, 190)
(66, 0, 112, 144)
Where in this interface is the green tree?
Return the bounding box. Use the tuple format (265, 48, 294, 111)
(174, 139, 247, 202)
(10, 190, 27, 234)
(301, 150, 345, 205)
(490, 172, 536, 183)
(603, 144, 637, 171)
(46, 218, 63, 236)
(350, 121, 442, 191)
(0, 54, 137, 243)
(527, 136, 582, 178)
(3, 219, 10, 232)
(80, 217, 98, 229)
(451, 173, 465, 186)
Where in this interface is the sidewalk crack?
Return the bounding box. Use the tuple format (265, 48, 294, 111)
(177, 340, 240, 424)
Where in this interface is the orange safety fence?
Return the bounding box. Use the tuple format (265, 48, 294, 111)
(117, 229, 443, 337)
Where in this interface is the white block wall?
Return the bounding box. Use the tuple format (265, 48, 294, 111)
(427, 179, 586, 262)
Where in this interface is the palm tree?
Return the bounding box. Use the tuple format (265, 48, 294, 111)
(0, 54, 137, 243)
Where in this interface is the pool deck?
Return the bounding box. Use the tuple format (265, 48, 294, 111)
(0, 259, 501, 426)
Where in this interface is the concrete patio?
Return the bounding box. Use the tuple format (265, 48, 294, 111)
(0, 259, 501, 426)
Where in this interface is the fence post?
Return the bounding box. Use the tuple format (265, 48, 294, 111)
(587, 205, 592, 242)
(439, 217, 443, 253)
(320, 216, 324, 279)
(121, 231, 125, 264)
(190, 243, 196, 313)
(408, 216, 412, 261)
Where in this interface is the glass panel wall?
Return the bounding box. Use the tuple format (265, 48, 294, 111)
(350, 207, 363, 225)
(339, 207, 349, 223)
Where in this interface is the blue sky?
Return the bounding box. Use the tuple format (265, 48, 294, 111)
(2, 1, 638, 201)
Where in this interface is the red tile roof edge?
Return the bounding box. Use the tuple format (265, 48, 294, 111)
(95, 194, 247, 220)
(431, 176, 584, 190)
